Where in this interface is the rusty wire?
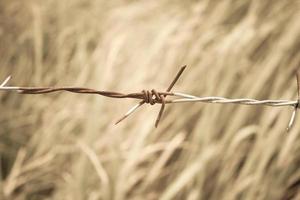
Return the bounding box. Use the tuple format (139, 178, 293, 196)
(0, 66, 299, 130)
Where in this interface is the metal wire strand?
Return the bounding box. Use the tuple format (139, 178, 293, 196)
(0, 67, 299, 130)
(169, 94, 298, 107)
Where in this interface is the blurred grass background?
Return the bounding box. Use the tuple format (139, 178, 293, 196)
(0, 0, 300, 199)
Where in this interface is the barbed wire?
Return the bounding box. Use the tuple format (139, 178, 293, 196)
(0, 66, 299, 131)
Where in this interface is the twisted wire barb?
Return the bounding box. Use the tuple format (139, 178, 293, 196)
(0, 66, 299, 130)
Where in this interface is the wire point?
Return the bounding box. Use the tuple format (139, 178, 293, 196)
(0, 75, 11, 87)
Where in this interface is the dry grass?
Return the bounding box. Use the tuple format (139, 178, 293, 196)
(0, 0, 300, 199)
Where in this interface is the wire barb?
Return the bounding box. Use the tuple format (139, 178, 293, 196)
(287, 71, 300, 132)
(115, 65, 187, 127)
(155, 65, 186, 127)
(0, 76, 11, 87)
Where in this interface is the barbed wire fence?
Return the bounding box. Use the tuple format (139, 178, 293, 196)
(0, 66, 299, 131)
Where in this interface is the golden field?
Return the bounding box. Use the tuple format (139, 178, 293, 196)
(0, 0, 300, 199)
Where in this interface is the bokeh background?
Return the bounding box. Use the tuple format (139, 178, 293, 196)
(1, 0, 300, 199)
